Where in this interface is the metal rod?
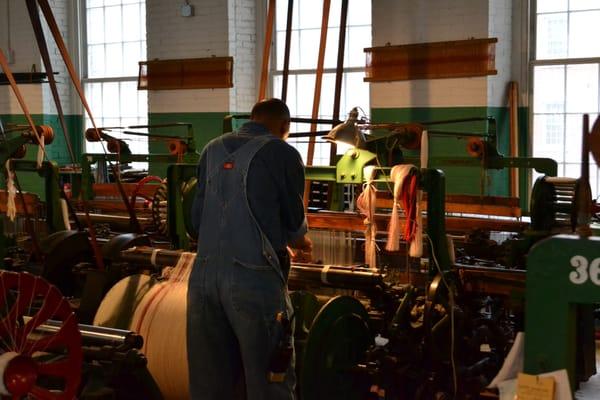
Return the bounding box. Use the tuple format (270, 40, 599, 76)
(34, 319, 143, 349)
(228, 114, 342, 125)
(281, 0, 294, 102)
(119, 247, 384, 290)
(330, 0, 349, 165)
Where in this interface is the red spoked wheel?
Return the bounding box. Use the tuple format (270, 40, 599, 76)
(130, 175, 164, 207)
(0, 271, 82, 399)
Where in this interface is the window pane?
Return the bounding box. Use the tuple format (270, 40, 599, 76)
(568, 11, 600, 58)
(569, 0, 600, 11)
(298, 0, 322, 29)
(296, 74, 316, 117)
(104, 6, 123, 43)
(566, 64, 598, 113)
(324, 27, 340, 69)
(276, 31, 301, 70)
(122, 4, 142, 41)
(87, 7, 104, 44)
(299, 29, 320, 69)
(120, 81, 139, 118)
(102, 82, 120, 118)
(88, 44, 106, 78)
(536, 13, 568, 59)
(87, 0, 104, 8)
(347, 0, 371, 26)
(532, 114, 565, 163)
(347, 26, 370, 67)
(533, 66, 565, 114)
(105, 43, 124, 76)
(537, 0, 568, 13)
(123, 41, 142, 76)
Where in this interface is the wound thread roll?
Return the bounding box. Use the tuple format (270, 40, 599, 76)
(356, 166, 379, 270)
(129, 252, 196, 400)
(94, 274, 157, 329)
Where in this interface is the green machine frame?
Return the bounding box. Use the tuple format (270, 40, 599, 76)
(0, 160, 66, 267)
(524, 234, 600, 392)
(77, 123, 198, 200)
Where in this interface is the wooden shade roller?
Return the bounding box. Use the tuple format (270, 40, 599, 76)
(364, 38, 497, 82)
(138, 57, 234, 90)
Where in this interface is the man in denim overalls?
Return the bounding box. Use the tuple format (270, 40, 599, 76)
(188, 98, 312, 399)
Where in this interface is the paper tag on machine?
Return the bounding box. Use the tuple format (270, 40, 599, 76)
(515, 373, 555, 400)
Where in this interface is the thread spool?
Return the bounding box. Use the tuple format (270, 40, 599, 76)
(167, 139, 188, 156)
(36, 125, 54, 145)
(127, 252, 195, 399)
(396, 123, 423, 150)
(466, 138, 485, 158)
(22, 125, 54, 145)
(85, 128, 102, 142)
(94, 274, 157, 330)
(107, 139, 122, 154)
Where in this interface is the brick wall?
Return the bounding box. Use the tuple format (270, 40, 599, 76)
(0, 0, 44, 114)
(370, 0, 521, 110)
(146, 0, 231, 113)
(228, 0, 257, 112)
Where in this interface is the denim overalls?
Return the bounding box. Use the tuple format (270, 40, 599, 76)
(187, 132, 295, 399)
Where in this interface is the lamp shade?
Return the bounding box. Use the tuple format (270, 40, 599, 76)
(323, 107, 364, 147)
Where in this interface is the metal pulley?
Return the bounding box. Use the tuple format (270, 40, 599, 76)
(300, 296, 372, 400)
(530, 176, 590, 232)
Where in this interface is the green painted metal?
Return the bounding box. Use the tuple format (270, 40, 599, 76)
(79, 153, 197, 200)
(334, 149, 377, 184)
(300, 295, 372, 400)
(524, 234, 600, 391)
(148, 112, 228, 176)
(289, 290, 321, 383)
(166, 163, 197, 250)
(422, 169, 452, 275)
(371, 107, 533, 208)
(9, 159, 66, 232)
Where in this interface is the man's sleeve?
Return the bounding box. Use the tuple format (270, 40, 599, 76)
(191, 149, 207, 235)
(281, 146, 308, 243)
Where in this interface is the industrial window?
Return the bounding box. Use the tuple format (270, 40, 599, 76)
(532, 0, 600, 196)
(272, 0, 371, 165)
(82, 0, 148, 160)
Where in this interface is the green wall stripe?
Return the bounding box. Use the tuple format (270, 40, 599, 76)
(0, 114, 83, 196)
(371, 107, 531, 208)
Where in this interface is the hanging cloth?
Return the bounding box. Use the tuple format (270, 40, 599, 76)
(385, 164, 423, 257)
(356, 165, 379, 269)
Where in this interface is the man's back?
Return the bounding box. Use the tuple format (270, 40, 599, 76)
(192, 121, 307, 255)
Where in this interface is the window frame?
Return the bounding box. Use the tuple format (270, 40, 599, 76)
(529, 0, 600, 192)
(269, 1, 372, 165)
(79, 0, 148, 156)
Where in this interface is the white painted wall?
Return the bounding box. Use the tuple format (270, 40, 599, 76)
(370, 0, 521, 110)
(0, 0, 44, 114)
(146, 0, 233, 113)
(228, 0, 257, 113)
(487, 0, 512, 107)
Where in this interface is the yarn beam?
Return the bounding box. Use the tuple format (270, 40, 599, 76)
(129, 252, 196, 399)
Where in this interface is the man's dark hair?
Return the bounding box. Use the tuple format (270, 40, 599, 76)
(250, 98, 291, 121)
